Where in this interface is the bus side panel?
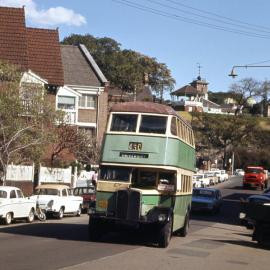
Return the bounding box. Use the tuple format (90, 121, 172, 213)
(102, 134, 195, 171)
(173, 194, 192, 232)
(166, 139, 196, 172)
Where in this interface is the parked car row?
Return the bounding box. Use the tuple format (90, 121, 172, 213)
(0, 184, 96, 225)
(192, 169, 229, 188)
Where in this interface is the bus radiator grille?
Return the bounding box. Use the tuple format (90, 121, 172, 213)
(116, 190, 141, 221)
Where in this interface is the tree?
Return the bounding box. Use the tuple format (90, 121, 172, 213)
(191, 113, 258, 168)
(62, 34, 175, 99)
(71, 130, 102, 166)
(229, 77, 260, 106)
(0, 61, 62, 185)
(47, 124, 101, 167)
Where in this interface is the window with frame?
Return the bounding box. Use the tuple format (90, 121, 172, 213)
(62, 189, 67, 197)
(10, 190, 17, 198)
(171, 117, 177, 136)
(139, 115, 167, 134)
(58, 96, 75, 110)
(79, 94, 96, 108)
(16, 190, 24, 198)
(110, 114, 138, 132)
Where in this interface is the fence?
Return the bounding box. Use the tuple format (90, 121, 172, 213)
(38, 165, 72, 185)
(6, 164, 34, 182)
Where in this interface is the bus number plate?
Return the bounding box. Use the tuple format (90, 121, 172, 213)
(128, 142, 142, 151)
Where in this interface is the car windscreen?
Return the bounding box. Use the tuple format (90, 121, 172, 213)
(0, 190, 7, 198)
(35, 188, 60, 195)
(193, 189, 215, 198)
(245, 168, 263, 174)
(110, 114, 138, 132)
(100, 166, 131, 182)
(194, 175, 203, 179)
(139, 115, 167, 134)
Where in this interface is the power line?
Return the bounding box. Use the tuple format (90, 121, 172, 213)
(112, 0, 270, 39)
(165, 0, 270, 32)
(246, 59, 270, 66)
(148, 0, 270, 34)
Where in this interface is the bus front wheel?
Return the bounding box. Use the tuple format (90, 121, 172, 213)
(88, 217, 101, 241)
(157, 217, 172, 248)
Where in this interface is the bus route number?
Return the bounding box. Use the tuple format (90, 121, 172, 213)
(128, 142, 142, 151)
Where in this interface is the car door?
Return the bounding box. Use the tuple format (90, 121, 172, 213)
(68, 188, 80, 212)
(16, 189, 29, 217)
(9, 189, 20, 217)
(61, 188, 72, 213)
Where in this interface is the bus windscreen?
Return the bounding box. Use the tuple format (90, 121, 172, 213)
(110, 114, 138, 132)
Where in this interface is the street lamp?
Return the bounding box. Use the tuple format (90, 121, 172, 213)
(228, 65, 270, 78)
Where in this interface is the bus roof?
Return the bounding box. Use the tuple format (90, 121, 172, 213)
(110, 101, 190, 126)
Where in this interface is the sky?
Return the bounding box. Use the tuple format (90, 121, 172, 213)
(1, 0, 270, 94)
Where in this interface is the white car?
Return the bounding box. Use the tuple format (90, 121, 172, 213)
(0, 186, 36, 225)
(220, 170, 229, 181)
(32, 184, 83, 219)
(211, 170, 226, 182)
(193, 174, 211, 188)
(205, 172, 219, 185)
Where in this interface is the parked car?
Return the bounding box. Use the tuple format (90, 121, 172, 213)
(191, 187, 222, 214)
(32, 184, 83, 219)
(193, 173, 211, 187)
(73, 186, 96, 212)
(0, 186, 36, 225)
(211, 170, 226, 183)
(235, 169, 244, 176)
(239, 193, 270, 228)
(243, 166, 268, 190)
(205, 172, 219, 185)
(220, 170, 229, 181)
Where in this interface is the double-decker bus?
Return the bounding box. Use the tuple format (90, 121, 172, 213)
(88, 101, 196, 247)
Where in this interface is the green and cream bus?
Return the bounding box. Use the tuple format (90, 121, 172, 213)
(88, 101, 196, 247)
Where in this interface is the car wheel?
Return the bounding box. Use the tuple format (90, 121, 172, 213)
(76, 205, 82, 217)
(4, 212, 12, 225)
(56, 207, 64, 219)
(27, 208, 35, 223)
(157, 216, 173, 248)
(179, 212, 190, 237)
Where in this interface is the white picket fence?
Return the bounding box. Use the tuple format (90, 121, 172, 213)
(6, 164, 35, 182)
(5, 164, 74, 185)
(38, 165, 72, 185)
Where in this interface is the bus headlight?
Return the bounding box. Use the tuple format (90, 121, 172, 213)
(158, 214, 166, 222)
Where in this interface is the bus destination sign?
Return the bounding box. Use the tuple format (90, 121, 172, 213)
(128, 142, 142, 151)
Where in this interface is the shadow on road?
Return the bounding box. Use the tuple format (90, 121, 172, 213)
(212, 238, 270, 251)
(191, 191, 258, 226)
(0, 221, 158, 247)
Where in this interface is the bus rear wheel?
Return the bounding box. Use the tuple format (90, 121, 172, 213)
(179, 212, 190, 237)
(157, 217, 172, 248)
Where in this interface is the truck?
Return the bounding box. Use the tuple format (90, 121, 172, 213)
(243, 166, 268, 190)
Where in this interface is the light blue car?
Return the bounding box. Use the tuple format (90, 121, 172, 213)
(191, 188, 222, 214)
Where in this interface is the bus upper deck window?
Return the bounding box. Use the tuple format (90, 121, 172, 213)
(110, 114, 138, 132)
(171, 117, 177, 136)
(139, 115, 167, 134)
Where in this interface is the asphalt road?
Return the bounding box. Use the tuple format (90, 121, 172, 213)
(0, 176, 267, 270)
